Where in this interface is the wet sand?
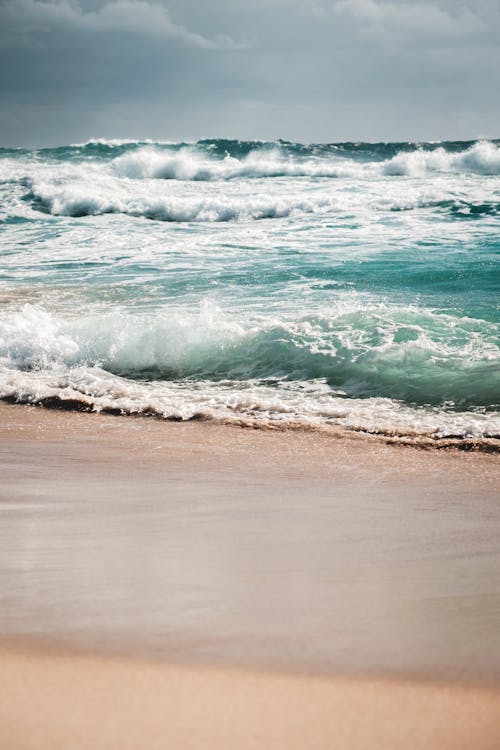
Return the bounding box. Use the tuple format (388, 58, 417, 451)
(1, 402, 500, 746)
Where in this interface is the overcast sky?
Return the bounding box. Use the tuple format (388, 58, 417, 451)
(0, 0, 499, 146)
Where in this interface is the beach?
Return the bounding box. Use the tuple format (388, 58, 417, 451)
(2, 648, 500, 750)
(1, 401, 500, 747)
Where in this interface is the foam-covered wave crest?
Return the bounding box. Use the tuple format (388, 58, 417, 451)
(28, 177, 333, 221)
(1, 303, 498, 407)
(111, 146, 370, 181)
(111, 141, 500, 181)
(383, 141, 500, 177)
(1, 304, 498, 443)
(26, 175, 500, 224)
(4, 139, 500, 185)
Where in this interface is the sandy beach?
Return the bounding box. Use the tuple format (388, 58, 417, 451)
(1, 402, 500, 747)
(2, 647, 500, 750)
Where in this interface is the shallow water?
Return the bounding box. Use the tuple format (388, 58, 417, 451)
(0, 138, 499, 443)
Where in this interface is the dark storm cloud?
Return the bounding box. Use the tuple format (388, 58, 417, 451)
(0, 0, 499, 145)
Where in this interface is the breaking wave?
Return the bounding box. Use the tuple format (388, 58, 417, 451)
(382, 141, 500, 177)
(1, 303, 498, 414)
(25, 178, 500, 224)
(111, 147, 370, 181)
(28, 179, 333, 221)
(1, 137, 499, 224)
(111, 140, 500, 181)
(0, 306, 500, 449)
(4, 139, 500, 184)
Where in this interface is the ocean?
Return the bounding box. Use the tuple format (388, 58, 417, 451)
(0, 138, 499, 447)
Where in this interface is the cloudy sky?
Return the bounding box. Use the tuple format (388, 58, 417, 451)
(0, 0, 499, 146)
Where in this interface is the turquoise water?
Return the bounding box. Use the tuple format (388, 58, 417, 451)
(0, 138, 499, 444)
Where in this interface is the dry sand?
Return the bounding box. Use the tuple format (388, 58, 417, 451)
(1, 402, 500, 747)
(2, 646, 500, 750)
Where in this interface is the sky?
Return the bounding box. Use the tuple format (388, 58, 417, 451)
(0, 0, 499, 146)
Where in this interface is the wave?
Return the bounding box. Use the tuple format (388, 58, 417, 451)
(3, 365, 499, 449)
(383, 141, 500, 177)
(4, 139, 500, 226)
(27, 178, 334, 221)
(70, 138, 173, 147)
(110, 141, 500, 181)
(111, 147, 371, 181)
(4, 139, 500, 181)
(25, 172, 500, 223)
(1, 304, 498, 410)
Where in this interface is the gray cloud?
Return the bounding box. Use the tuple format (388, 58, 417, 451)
(0, 0, 232, 48)
(0, 0, 498, 146)
(332, 0, 487, 38)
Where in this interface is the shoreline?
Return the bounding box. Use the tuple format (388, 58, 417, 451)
(2, 396, 500, 453)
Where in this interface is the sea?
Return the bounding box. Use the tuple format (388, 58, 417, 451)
(0, 138, 499, 448)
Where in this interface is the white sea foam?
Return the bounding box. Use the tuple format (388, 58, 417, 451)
(112, 147, 371, 181)
(2, 138, 500, 228)
(26, 168, 499, 223)
(111, 141, 500, 182)
(1, 361, 498, 442)
(3, 141, 500, 193)
(69, 138, 179, 147)
(29, 176, 335, 221)
(3, 139, 495, 225)
(383, 141, 500, 177)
